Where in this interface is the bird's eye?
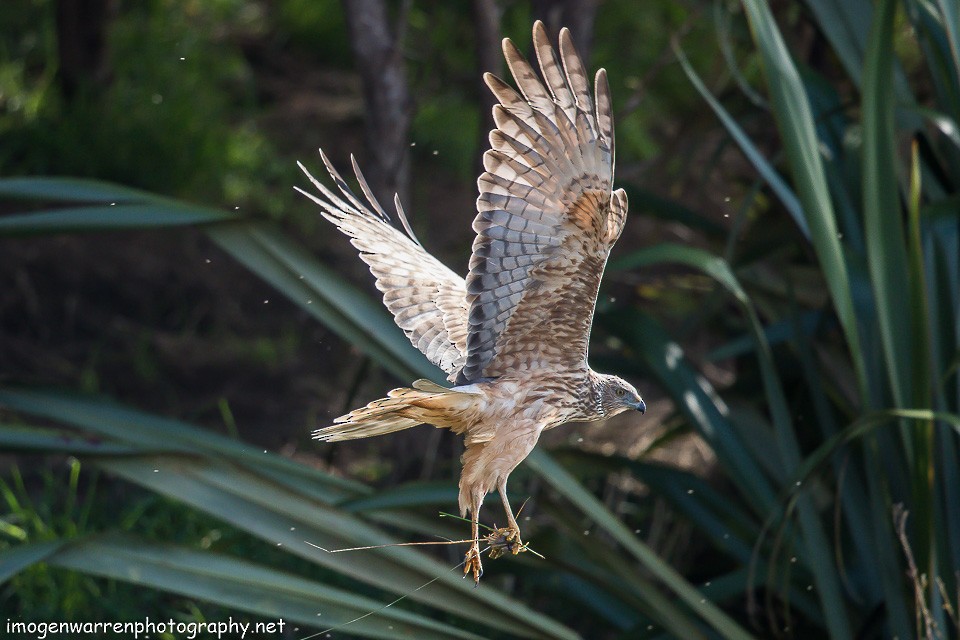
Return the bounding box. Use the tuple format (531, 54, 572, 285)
(615, 388, 625, 397)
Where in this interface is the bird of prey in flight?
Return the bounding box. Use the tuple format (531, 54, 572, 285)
(297, 20, 645, 584)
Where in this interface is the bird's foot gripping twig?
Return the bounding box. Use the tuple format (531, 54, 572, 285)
(486, 526, 525, 559)
(464, 543, 483, 585)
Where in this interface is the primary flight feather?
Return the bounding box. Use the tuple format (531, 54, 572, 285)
(297, 21, 644, 584)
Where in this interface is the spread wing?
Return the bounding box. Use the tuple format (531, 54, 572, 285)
(296, 151, 469, 380)
(458, 21, 628, 383)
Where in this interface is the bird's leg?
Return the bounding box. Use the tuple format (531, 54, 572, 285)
(463, 495, 483, 585)
(497, 479, 523, 554)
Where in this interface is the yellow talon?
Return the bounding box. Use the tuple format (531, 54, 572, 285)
(464, 545, 483, 585)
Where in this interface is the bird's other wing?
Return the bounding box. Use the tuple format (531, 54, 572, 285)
(458, 21, 628, 383)
(296, 151, 469, 380)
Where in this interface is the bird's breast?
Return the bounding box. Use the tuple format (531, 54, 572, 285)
(463, 373, 585, 431)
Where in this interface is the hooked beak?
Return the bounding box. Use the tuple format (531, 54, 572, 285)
(635, 399, 646, 414)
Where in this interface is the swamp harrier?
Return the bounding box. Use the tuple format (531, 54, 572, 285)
(297, 21, 645, 584)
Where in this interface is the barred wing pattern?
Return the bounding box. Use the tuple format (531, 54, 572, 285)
(296, 151, 469, 380)
(458, 22, 627, 382)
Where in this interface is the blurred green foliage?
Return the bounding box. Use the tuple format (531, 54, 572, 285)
(0, 0, 294, 215)
(1, 0, 715, 196)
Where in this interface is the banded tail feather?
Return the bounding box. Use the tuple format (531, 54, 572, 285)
(313, 379, 479, 442)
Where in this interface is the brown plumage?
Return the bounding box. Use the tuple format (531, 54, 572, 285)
(296, 21, 645, 584)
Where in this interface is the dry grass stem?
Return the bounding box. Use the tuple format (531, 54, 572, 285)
(894, 505, 941, 640)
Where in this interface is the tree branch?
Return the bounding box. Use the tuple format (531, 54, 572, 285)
(341, 0, 413, 207)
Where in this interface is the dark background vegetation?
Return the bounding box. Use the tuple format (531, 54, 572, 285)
(2, 0, 958, 639)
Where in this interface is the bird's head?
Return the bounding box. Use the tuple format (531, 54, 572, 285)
(594, 374, 646, 419)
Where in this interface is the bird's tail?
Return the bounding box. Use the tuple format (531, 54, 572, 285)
(313, 379, 477, 442)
